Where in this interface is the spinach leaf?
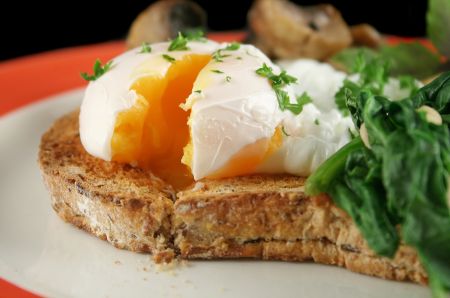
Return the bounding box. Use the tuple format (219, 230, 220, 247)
(331, 43, 441, 79)
(379, 42, 441, 79)
(306, 72, 450, 297)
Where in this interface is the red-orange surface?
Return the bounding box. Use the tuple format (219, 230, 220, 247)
(0, 32, 430, 297)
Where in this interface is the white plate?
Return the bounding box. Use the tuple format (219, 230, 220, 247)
(0, 89, 431, 298)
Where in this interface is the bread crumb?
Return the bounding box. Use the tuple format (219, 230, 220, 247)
(192, 181, 205, 191)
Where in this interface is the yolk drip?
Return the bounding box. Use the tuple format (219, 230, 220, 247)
(111, 54, 211, 189)
(207, 126, 283, 179)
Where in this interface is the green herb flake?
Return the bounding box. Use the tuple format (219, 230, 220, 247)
(168, 32, 189, 51)
(211, 69, 224, 74)
(162, 54, 176, 63)
(256, 63, 307, 115)
(80, 59, 113, 81)
(314, 119, 320, 125)
(194, 90, 202, 94)
(183, 28, 207, 42)
(168, 30, 208, 51)
(281, 126, 290, 136)
(212, 50, 231, 63)
(224, 42, 240, 51)
(226, 76, 231, 82)
(139, 42, 152, 53)
(211, 43, 241, 63)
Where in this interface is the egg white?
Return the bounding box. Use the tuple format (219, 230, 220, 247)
(79, 42, 412, 181)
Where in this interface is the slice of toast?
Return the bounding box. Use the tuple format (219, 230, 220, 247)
(38, 111, 427, 284)
(174, 176, 426, 284)
(38, 110, 176, 262)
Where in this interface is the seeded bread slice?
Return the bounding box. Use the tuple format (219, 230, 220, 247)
(174, 176, 427, 285)
(38, 111, 427, 284)
(38, 110, 175, 262)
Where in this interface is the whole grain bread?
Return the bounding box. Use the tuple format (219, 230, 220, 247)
(38, 111, 427, 284)
(38, 110, 176, 262)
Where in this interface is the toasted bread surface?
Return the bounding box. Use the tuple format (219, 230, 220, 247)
(39, 110, 175, 261)
(174, 176, 426, 284)
(39, 111, 426, 283)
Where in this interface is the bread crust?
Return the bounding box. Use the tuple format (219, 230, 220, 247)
(38, 111, 427, 284)
(38, 111, 175, 261)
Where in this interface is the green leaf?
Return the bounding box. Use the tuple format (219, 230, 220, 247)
(80, 59, 113, 81)
(256, 63, 307, 115)
(162, 54, 176, 63)
(331, 47, 378, 71)
(398, 75, 419, 96)
(255, 63, 273, 77)
(168, 32, 189, 51)
(427, 0, 450, 59)
(334, 53, 390, 116)
(305, 137, 363, 196)
(307, 73, 450, 296)
(331, 43, 441, 79)
(182, 28, 206, 42)
(379, 42, 441, 79)
(139, 42, 152, 53)
(224, 42, 241, 51)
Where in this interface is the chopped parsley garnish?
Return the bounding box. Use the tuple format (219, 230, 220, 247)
(256, 63, 310, 115)
(162, 54, 176, 63)
(224, 42, 240, 51)
(212, 42, 241, 62)
(168, 32, 189, 51)
(194, 89, 202, 94)
(211, 69, 224, 74)
(281, 126, 290, 136)
(139, 42, 152, 53)
(314, 119, 320, 125)
(80, 59, 113, 81)
(236, 56, 242, 60)
(183, 28, 207, 42)
(226, 76, 231, 82)
(212, 50, 230, 63)
(168, 30, 207, 51)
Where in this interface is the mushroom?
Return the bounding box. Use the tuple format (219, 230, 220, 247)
(350, 23, 383, 48)
(247, 0, 353, 60)
(127, 0, 207, 49)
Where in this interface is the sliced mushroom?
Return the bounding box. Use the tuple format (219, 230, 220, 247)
(247, 0, 352, 60)
(127, 0, 207, 49)
(350, 23, 383, 48)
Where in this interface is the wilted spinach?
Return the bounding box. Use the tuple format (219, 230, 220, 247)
(306, 72, 450, 298)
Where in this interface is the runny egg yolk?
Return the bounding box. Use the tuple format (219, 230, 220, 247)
(111, 54, 211, 189)
(206, 126, 283, 179)
(110, 54, 283, 188)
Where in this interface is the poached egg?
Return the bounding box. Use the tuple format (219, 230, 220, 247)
(80, 40, 353, 188)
